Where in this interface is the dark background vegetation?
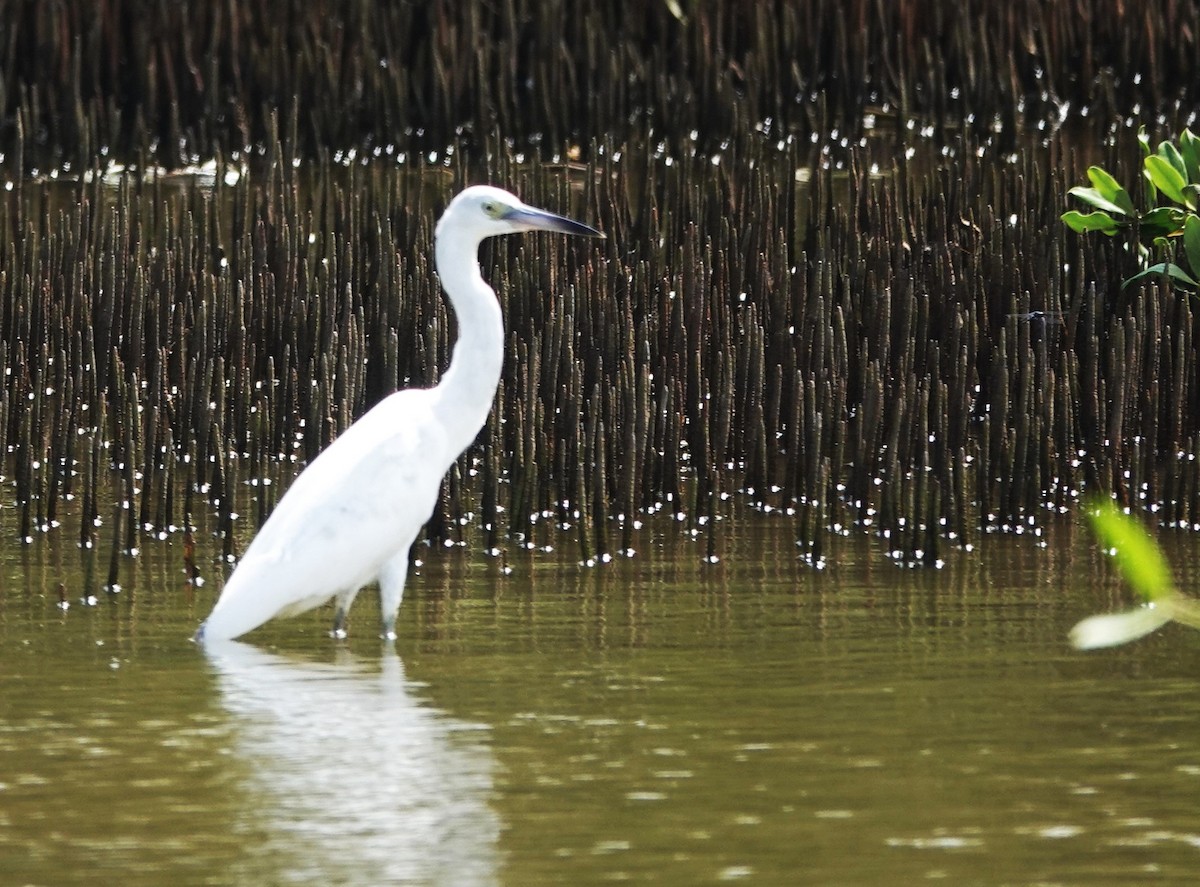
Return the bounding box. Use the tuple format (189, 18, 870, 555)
(2, 0, 1200, 574)
(2, 0, 1197, 165)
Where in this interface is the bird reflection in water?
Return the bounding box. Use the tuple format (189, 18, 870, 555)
(203, 642, 500, 885)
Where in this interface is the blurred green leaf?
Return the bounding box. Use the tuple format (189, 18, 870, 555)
(1166, 596, 1200, 631)
(1086, 502, 1174, 601)
(1168, 597, 1200, 630)
(1061, 209, 1120, 235)
(1070, 605, 1173, 650)
(1071, 499, 1200, 651)
(1145, 155, 1190, 206)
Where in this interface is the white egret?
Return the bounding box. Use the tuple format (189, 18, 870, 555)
(196, 185, 603, 643)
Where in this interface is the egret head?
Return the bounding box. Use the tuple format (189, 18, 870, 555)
(437, 185, 604, 244)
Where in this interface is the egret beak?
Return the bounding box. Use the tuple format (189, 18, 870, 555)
(504, 205, 605, 238)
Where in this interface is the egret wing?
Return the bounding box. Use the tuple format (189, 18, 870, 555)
(202, 391, 447, 639)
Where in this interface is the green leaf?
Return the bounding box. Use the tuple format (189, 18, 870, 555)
(1085, 166, 1136, 214)
(1180, 129, 1200, 184)
(1145, 155, 1190, 206)
(1061, 209, 1120, 235)
(1185, 215, 1200, 278)
(1087, 502, 1175, 601)
(1067, 186, 1129, 216)
(1143, 169, 1159, 205)
(1158, 141, 1189, 179)
(1138, 206, 1186, 236)
(1138, 125, 1152, 157)
(1139, 128, 1158, 203)
(1123, 261, 1200, 290)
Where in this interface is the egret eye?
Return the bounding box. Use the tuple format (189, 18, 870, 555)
(482, 201, 502, 218)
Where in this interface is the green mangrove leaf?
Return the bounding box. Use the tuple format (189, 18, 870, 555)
(1138, 206, 1186, 236)
(1067, 185, 1129, 216)
(1185, 215, 1200, 279)
(1123, 262, 1200, 290)
(1180, 129, 1200, 184)
(1138, 126, 1152, 157)
(1069, 605, 1173, 650)
(1087, 502, 1175, 601)
(1187, 185, 1200, 213)
(1137, 128, 1156, 205)
(1140, 128, 1158, 203)
(1085, 166, 1136, 214)
(1061, 209, 1119, 235)
(1158, 141, 1189, 180)
(1145, 155, 1190, 206)
(1143, 169, 1159, 205)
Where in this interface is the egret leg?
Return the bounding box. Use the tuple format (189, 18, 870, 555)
(331, 586, 362, 639)
(378, 549, 411, 641)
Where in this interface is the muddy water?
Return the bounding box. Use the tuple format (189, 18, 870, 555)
(2, 510, 1200, 885)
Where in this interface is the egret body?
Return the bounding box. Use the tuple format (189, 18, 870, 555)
(196, 186, 602, 643)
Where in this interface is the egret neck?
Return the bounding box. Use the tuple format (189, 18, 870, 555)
(431, 225, 506, 462)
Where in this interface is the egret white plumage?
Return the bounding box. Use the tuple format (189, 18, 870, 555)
(196, 186, 603, 643)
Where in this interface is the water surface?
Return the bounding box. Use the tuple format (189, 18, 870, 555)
(2, 512, 1200, 885)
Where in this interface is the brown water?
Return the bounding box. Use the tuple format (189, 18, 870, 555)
(3, 508, 1200, 886)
